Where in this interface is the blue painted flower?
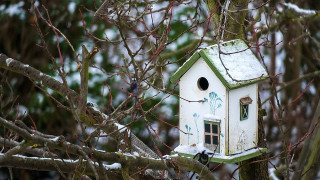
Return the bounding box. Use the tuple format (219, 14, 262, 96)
(204, 91, 223, 115)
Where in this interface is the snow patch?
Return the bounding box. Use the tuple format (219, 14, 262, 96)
(0, 5, 5, 11)
(6, 58, 13, 66)
(203, 114, 221, 121)
(174, 144, 214, 155)
(115, 123, 127, 133)
(0, 153, 121, 170)
(269, 168, 280, 180)
(173, 39, 268, 86)
(174, 144, 265, 161)
(15, 105, 28, 118)
(50, 136, 59, 141)
(104, 163, 121, 170)
(6, 2, 25, 16)
(203, 40, 268, 85)
(68, 2, 76, 14)
(283, 3, 316, 15)
(34, 1, 39, 7)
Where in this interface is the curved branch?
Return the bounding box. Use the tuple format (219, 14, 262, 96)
(0, 53, 157, 159)
(0, 153, 116, 178)
(252, 10, 320, 39)
(0, 116, 217, 179)
(0, 53, 79, 101)
(0, 137, 55, 158)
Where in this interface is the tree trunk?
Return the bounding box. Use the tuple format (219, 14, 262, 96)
(204, 0, 249, 41)
(224, 0, 249, 40)
(203, 1, 268, 179)
(293, 98, 320, 180)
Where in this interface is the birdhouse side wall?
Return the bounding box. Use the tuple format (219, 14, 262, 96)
(179, 58, 227, 155)
(228, 84, 258, 155)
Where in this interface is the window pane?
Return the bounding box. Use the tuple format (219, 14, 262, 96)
(205, 124, 210, 133)
(212, 124, 218, 134)
(244, 105, 248, 116)
(241, 104, 249, 120)
(213, 136, 218, 145)
(205, 135, 211, 144)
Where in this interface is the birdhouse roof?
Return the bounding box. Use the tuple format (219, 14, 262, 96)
(170, 39, 268, 90)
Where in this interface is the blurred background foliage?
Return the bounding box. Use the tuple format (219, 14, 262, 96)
(0, 0, 320, 179)
(0, 1, 194, 178)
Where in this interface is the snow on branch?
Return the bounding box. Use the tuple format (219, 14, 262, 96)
(0, 53, 159, 159)
(283, 2, 317, 15)
(0, 53, 217, 178)
(0, 115, 216, 179)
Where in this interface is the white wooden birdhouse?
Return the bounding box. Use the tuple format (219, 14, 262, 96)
(171, 39, 268, 163)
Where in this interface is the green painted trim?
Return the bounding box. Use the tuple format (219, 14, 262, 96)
(171, 148, 267, 164)
(170, 53, 201, 84)
(227, 76, 269, 90)
(199, 50, 232, 90)
(200, 48, 269, 90)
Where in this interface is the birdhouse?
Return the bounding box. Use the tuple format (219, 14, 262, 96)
(171, 39, 268, 163)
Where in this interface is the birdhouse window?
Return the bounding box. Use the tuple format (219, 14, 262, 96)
(204, 121, 220, 151)
(197, 77, 209, 91)
(240, 96, 252, 121)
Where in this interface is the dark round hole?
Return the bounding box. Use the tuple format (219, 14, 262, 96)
(197, 77, 209, 91)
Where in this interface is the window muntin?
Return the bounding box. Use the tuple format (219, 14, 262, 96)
(240, 96, 252, 121)
(240, 104, 249, 120)
(204, 121, 220, 152)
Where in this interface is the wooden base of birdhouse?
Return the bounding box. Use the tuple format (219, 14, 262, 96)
(171, 147, 267, 164)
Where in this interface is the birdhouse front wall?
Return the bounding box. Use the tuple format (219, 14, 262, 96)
(179, 58, 227, 155)
(228, 84, 258, 155)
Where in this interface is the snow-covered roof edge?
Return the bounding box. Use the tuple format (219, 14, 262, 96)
(170, 39, 269, 90)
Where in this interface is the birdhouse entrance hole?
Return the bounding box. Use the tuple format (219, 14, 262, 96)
(197, 77, 209, 91)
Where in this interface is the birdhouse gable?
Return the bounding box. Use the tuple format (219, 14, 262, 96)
(171, 39, 268, 164)
(170, 39, 268, 89)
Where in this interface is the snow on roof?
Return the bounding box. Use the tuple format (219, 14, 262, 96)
(170, 39, 268, 89)
(202, 40, 268, 84)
